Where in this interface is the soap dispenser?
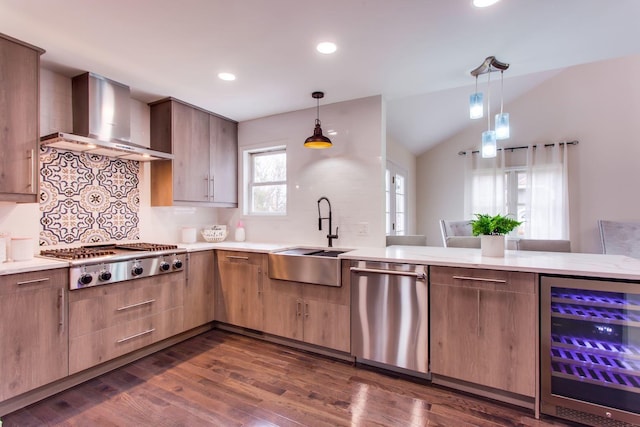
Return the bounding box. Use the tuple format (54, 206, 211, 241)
(235, 220, 246, 242)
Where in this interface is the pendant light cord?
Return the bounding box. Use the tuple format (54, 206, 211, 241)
(499, 70, 504, 115)
(486, 70, 491, 131)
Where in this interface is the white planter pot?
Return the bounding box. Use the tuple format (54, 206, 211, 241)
(481, 235, 505, 257)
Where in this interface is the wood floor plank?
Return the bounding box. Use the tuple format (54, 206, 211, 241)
(2, 329, 574, 427)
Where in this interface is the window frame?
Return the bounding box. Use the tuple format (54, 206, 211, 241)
(244, 145, 287, 216)
(386, 161, 407, 236)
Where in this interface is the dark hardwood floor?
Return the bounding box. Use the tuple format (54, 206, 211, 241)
(3, 329, 575, 426)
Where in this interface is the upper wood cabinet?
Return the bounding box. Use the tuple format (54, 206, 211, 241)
(0, 33, 44, 203)
(149, 98, 238, 207)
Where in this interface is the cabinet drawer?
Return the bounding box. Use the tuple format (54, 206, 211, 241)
(69, 307, 183, 374)
(217, 250, 264, 266)
(430, 266, 535, 294)
(69, 272, 184, 337)
(0, 268, 67, 294)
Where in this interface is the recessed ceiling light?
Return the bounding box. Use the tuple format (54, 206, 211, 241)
(316, 42, 337, 54)
(218, 72, 236, 81)
(473, 0, 500, 7)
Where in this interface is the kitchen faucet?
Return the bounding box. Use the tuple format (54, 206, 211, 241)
(317, 196, 339, 247)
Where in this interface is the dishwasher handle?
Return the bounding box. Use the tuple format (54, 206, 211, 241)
(350, 266, 426, 281)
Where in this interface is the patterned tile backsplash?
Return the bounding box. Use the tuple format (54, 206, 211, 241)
(39, 147, 140, 245)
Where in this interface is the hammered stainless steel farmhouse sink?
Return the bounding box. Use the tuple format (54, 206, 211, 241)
(268, 247, 349, 287)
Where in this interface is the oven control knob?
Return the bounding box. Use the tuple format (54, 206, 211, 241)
(79, 273, 93, 286)
(98, 270, 112, 281)
(172, 259, 183, 270)
(132, 264, 144, 276)
(159, 261, 171, 272)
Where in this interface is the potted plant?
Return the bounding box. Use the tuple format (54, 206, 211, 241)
(470, 213, 522, 257)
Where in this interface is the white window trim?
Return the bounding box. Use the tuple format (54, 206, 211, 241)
(241, 143, 287, 217)
(386, 160, 407, 236)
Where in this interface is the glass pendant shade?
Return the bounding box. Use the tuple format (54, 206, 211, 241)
(469, 92, 484, 119)
(481, 130, 497, 158)
(304, 119, 332, 149)
(495, 112, 510, 140)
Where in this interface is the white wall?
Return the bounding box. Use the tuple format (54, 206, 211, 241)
(221, 95, 386, 248)
(417, 54, 640, 253)
(387, 135, 417, 235)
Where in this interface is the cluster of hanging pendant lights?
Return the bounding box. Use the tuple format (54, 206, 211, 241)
(469, 56, 510, 158)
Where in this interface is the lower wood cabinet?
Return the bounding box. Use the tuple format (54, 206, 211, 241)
(68, 272, 184, 374)
(0, 269, 68, 401)
(184, 250, 215, 330)
(215, 250, 266, 331)
(430, 266, 537, 397)
(263, 261, 350, 352)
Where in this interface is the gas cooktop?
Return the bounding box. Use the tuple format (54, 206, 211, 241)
(40, 243, 180, 260)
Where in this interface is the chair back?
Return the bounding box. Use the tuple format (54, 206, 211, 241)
(445, 236, 481, 248)
(598, 220, 640, 258)
(516, 239, 571, 252)
(386, 235, 427, 246)
(440, 220, 473, 247)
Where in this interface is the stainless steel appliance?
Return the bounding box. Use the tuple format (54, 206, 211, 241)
(40, 72, 172, 161)
(40, 243, 186, 290)
(351, 260, 428, 373)
(541, 275, 640, 427)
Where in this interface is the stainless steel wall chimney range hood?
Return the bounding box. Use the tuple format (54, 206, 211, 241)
(40, 72, 173, 161)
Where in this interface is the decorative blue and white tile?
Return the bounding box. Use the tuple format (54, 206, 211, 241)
(39, 146, 141, 245)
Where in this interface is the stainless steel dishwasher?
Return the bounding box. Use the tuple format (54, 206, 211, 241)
(351, 260, 428, 373)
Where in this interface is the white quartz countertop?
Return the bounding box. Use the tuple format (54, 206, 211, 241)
(0, 257, 69, 275)
(341, 246, 640, 281)
(178, 241, 293, 253)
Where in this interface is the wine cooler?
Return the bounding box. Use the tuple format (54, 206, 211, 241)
(541, 276, 640, 427)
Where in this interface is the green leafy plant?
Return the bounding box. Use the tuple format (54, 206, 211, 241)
(470, 213, 522, 236)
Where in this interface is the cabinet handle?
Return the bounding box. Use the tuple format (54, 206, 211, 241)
(58, 288, 65, 332)
(477, 290, 481, 337)
(452, 275, 507, 284)
(116, 299, 156, 311)
(204, 175, 210, 199)
(226, 255, 249, 261)
(350, 267, 427, 281)
(304, 302, 309, 318)
(210, 176, 215, 201)
(17, 277, 50, 286)
(28, 149, 36, 189)
(116, 328, 155, 344)
(296, 300, 302, 317)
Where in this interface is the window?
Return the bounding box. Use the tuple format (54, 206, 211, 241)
(465, 144, 569, 239)
(386, 161, 407, 236)
(246, 146, 287, 215)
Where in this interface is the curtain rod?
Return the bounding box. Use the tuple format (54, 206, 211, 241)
(458, 140, 579, 156)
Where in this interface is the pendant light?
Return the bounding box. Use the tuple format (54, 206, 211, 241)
(469, 76, 483, 119)
(469, 56, 510, 158)
(481, 70, 496, 158)
(304, 91, 332, 149)
(495, 70, 510, 140)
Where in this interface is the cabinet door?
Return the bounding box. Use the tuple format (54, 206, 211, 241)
(184, 250, 216, 330)
(0, 35, 40, 201)
(216, 251, 264, 331)
(172, 101, 211, 202)
(209, 115, 238, 206)
(0, 269, 68, 401)
(430, 267, 536, 397)
(262, 278, 303, 341)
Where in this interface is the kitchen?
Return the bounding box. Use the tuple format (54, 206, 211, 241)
(1, 1, 640, 426)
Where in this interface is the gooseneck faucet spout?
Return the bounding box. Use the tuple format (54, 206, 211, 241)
(317, 196, 339, 247)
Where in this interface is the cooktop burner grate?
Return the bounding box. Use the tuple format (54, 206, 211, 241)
(40, 248, 117, 260)
(116, 243, 178, 251)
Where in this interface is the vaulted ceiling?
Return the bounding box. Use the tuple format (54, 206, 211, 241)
(2, 0, 639, 154)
